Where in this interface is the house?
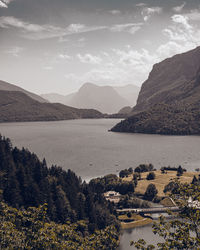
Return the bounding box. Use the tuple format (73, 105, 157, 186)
(188, 197, 200, 209)
(104, 191, 122, 203)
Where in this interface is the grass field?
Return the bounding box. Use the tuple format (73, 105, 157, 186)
(118, 213, 152, 229)
(123, 170, 197, 196)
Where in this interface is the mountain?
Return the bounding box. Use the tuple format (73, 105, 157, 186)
(42, 83, 140, 114)
(0, 90, 103, 123)
(41, 92, 75, 104)
(118, 106, 132, 114)
(111, 46, 200, 135)
(114, 84, 140, 106)
(133, 46, 200, 113)
(69, 83, 130, 113)
(0, 80, 47, 103)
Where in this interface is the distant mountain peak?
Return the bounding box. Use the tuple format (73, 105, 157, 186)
(42, 82, 140, 114)
(81, 82, 96, 88)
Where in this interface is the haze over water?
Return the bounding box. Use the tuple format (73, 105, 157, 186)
(0, 119, 200, 180)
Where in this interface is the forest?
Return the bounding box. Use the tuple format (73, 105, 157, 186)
(0, 135, 120, 248)
(111, 102, 200, 135)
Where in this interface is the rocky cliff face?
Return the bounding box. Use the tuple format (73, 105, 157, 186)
(134, 46, 200, 112)
(111, 46, 200, 135)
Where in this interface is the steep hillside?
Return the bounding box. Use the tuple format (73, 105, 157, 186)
(0, 80, 47, 103)
(111, 103, 200, 135)
(134, 46, 200, 112)
(118, 106, 132, 114)
(0, 90, 103, 122)
(111, 46, 200, 135)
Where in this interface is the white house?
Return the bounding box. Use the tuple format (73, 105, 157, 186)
(104, 191, 121, 203)
(188, 197, 200, 209)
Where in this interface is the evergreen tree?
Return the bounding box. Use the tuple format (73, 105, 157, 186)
(191, 175, 198, 184)
(144, 184, 158, 201)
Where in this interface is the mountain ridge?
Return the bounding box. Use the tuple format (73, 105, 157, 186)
(42, 83, 140, 114)
(0, 90, 103, 123)
(0, 80, 48, 103)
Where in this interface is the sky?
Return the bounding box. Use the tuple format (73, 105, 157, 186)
(0, 0, 200, 95)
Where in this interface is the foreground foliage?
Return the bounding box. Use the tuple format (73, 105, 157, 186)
(131, 182, 200, 249)
(0, 200, 119, 249)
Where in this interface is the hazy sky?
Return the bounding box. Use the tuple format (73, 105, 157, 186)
(0, 0, 200, 94)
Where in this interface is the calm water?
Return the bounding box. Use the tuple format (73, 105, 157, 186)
(118, 223, 163, 250)
(0, 119, 200, 181)
(0, 118, 199, 248)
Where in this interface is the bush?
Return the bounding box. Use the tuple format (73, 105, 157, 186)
(177, 165, 184, 176)
(119, 168, 133, 178)
(163, 181, 179, 194)
(146, 172, 156, 180)
(134, 164, 154, 173)
(127, 212, 132, 218)
(191, 175, 198, 184)
(144, 184, 158, 201)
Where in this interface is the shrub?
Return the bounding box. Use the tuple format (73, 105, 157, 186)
(134, 164, 154, 173)
(146, 172, 156, 180)
(144, 184, 158, 201)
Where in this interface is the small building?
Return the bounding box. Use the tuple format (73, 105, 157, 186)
(104, 191, 121, 203)
(188, 197, 200, 209)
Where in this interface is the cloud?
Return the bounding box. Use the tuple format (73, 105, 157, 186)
(113, 48, 157, 68)
(43, 66, 53, 71)
(173, 2, 186, 13)
(77, 53, 102, 64)
(156, 41, 186, 58)
(110, 23, 142, 34)
(136, 3, 147, 7)
(0, 0, 14, 8)
(64, 45, 159, 88)
(185, 9, 200, 21)
(68, 12, 200, 88)
(58, 54, 71, 60)
(58, 36, 69, 43)
(65, 67, 134, 87)
(3, 0, 14, 3)
(4, 46, 23, 57)
(129, 26, 141, 34)
(109, 10, 121, 15)
(157, 14, 200, 59)
(0, 15, 144, 40)
(0, 1, 8, 8)
(0, 16, 107, 40)
(142, 7, 162, 22)
(67, 23, 86, 33)
(171, 14, 192, 30)
(161, 14, 196, 45)
(78, 37, 86, 42)
(0, 16, 47, 32)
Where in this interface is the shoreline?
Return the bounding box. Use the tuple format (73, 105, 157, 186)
(121, 217, 153, 229)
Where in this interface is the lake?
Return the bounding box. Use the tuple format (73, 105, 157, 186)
(0, 119, 200, 181)
(0, 118, 199, 248)
(119, 224, 159, 249)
